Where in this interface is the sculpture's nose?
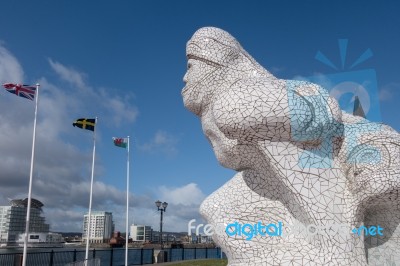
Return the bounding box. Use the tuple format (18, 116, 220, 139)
(181, 84, 203, 116)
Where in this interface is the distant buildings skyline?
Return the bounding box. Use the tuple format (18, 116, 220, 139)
(82, 211, 114, 244)
(0, 198, 50, 246)
(130, 224, 152, 242)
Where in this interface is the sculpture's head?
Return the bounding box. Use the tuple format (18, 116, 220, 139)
(182, 27, 273, 116)
(182, 27, 276, 170)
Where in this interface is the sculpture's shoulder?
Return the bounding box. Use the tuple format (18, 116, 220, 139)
(226, 76, 284, 92)
(213, 77, 285, 112)
(212, 77, 341, 142)
(214, 77, 334, 108)
(211, 77, 288, 141)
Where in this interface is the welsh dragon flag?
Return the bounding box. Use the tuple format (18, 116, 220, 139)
(113, 137, 128, 148)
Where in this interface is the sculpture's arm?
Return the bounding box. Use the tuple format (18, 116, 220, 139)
(212, 78, 342, 143)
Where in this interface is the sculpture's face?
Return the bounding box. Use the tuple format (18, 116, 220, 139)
(182, 58, 218, 116)
(183, 59, 213, 86)
(182, 60, 246, 170)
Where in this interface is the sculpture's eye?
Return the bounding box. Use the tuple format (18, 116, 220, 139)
(187, 62, 192, 70)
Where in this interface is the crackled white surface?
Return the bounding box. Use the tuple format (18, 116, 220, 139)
(182, 27, 400, 265)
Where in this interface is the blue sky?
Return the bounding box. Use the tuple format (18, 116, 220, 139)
(0, 0, 399, 233)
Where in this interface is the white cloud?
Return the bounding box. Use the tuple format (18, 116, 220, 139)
(379, 82, 399, 102)
(130, 183, 207, 233)
(0, 43, 24, 83)
(100, 90, 138, 127)
(270, 66, 285, 75)
(48, 59, 87, 90)
(48, 59, 138, 127)
(159, 183, 206, 206)
(159, 184, 206, 233)
(292, 75, 310, 82)
(292, 73, 336, 90)
(379, 89, 392, 101)
(139, 130, 178, 156)
(50, 182, 208, 233)
(44, 209, 84, 232)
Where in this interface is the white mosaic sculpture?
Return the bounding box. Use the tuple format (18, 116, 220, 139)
(182, 27, 400, 265)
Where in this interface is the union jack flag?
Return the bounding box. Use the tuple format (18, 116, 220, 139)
(2, 83, 36, 101)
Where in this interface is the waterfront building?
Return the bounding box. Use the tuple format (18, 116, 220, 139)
(188, 233, 214, 244)
(130, 224, 153, 242)
(0, 198, 50, 246)
(151, 231, 180, 243)
(82, 211, 114, 243)
(16, 232, 64, 247)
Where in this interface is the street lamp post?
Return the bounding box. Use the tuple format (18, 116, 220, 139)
(155, 200, 168, 250)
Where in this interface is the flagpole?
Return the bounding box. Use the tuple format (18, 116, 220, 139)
(125, 136, 130, 266)
(22, 83, 40, 266)
(85, 117, 97, 266)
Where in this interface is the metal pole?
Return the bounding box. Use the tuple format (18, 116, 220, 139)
(85, 117, 97, 265)
(160, 210, 163, 250)
(125, 136, 130, 266)
(22, 83, 40, 266)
